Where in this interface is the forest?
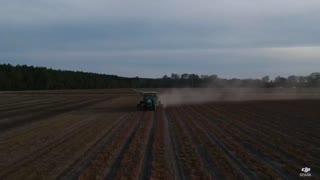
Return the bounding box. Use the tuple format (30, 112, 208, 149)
(0, 64, 319, 90)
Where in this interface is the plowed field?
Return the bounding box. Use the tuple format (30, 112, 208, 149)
(0, 90, 319, 179)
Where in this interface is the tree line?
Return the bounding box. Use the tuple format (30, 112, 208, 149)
(0, 64, 319, 91)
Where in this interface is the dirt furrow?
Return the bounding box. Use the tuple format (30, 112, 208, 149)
(0, 113, 94, 169)
(173, 106, 262, 179)
(111, 112, 153, 180)
(199, 104, 317, 170)
(191, 105, 300, 178)
(0, 96, 74, 111)
(170, 107, 254, 179)
(172, 107, 217, 179)
(175, 107, 230, 179)
(140, 111, 156, 180)
(0, 96, 42, 106)
(164, 109, 185, 180)
(0, 112, 124, 180)
(78, 111, 144, 180)
(57, 113, 130, 179)
(0, 95, 92, 111)
(0, 96, 91, 118)
(220, 104, 320, 160)
(0, 97, 110, 132)
(147, 106, 174, 180)
(166, 108, 209, 179)
(0, 114, 102, 179)
(218, 103, 320, 145)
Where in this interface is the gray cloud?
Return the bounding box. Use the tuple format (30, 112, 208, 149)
(2, 0, 320, 24)
(3, 47, 320, 78)
(1, 0, 320, 78)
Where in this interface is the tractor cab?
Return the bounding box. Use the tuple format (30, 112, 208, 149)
(136, 91, 158, 111)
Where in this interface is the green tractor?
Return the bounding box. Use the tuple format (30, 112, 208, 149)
(136, 91, 159, 111)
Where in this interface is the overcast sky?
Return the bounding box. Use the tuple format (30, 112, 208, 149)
(1, 0, 320, 78)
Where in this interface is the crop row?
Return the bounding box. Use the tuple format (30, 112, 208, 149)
(1, 112, 124, 179)
(182, 106, 285, 178)
(0, 97, 113, 132)
(112, 112, 153, 180)
(149, 106, 172, 179)
(189, 104, 318, 178)
(198, 104, 318, 172)
(0, 94, 98, 109)
(162, 102, 320, 179)
(166, 108, 210, 178)
(79, 111, 144, 179)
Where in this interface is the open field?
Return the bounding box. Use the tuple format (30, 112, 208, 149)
(0, 89, 319, 179)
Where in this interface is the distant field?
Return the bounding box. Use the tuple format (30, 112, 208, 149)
(0, 89, 319, 179)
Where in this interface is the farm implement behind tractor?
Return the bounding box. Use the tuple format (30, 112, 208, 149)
(135, 90, 160, 111)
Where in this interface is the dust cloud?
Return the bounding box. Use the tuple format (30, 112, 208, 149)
(158, 88, 320, 106)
